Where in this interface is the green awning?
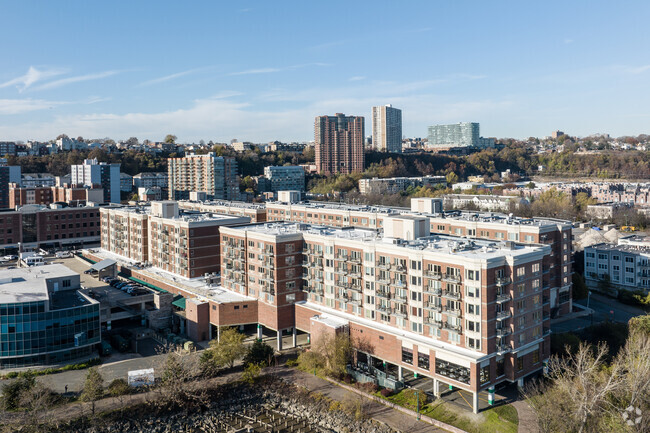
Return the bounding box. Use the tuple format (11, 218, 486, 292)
(172, 297, 186, 310)
(125, 276, 168, 293)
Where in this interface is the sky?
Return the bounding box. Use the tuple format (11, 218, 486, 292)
(1, 1, 649, 143)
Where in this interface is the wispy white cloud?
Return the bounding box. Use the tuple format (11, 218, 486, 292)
(228, 63, 328, 76)
(0, 98, 64, 114)
(0, 66, 67, 92)
(348, 76, 366, 81)
(624, 65, 650, 74)
(239, 8, 252, 12)
(564, 38, 574, 44)
(138, 67, 214, 87)
(33, 70, 120, 90)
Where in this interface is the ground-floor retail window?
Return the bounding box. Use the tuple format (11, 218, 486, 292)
(401, 347, 413, 365)
(418, 352, 429, 370)
(435, 358, 470, 384)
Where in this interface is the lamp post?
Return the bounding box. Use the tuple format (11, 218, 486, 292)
(415, 389, 420, 420)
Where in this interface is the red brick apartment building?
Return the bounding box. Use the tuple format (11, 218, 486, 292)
(9, 183, 105, 208)
(266, 197, 572, 316)
(100, 201, 249, 278)
(0, 203, 108, 250)
(315, 114, 365, 175)
(215, 216, 551, 413)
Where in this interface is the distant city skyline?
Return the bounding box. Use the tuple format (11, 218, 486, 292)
(1, 1, 649, 142)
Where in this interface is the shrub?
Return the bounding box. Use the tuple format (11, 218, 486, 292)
(285, 358, 299, 367)
(243, 340, 275, 367)
(328, 400, 342, 411)
(380, 388, 393, 397)
(1, 372, 36, 410)
(241, 362, 262, 384)
(107, 378, 130, 397)
(358, 382, 378, 393)
(297, 350, 324, 373)
(343, 374, 353, 384)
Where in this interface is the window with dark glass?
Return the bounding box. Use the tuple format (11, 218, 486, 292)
(401, 347, 413, 365)
(417, 352, 429, 370)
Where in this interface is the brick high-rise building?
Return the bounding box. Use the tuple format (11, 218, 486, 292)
(315, 114, 365, 175)
(168, 153, 240, 201)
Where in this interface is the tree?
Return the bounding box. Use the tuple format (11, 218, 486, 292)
(243, 340, 275, 367)
(1, 371, 35, 410)
(19, 381, 54, 427)
(312, 333, 353, 378)
(445, 172, 459, 185)
(164, 134, 177, 144)
(241, 362, 262, 384)
(572, 273, 588, 300)
(107, 378, 130, 413)
(80, 367, 104, 415)
(200, 327, 246, 372)
(156, 352, 206, 412)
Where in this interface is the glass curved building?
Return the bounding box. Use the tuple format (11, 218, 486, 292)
(0, 264, 100, 369)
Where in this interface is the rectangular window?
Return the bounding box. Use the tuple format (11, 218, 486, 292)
(401, 347, 413, 365)
(517, 357, 524, 371)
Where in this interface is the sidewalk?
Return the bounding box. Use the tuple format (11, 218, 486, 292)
(273, 367, 451, 433)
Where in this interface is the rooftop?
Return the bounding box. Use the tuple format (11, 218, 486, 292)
(0, 264, 85, 306)
(178, 199, 267, 210)
(587, 242, 650, 254)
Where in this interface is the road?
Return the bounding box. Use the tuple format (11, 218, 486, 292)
(551, 292, 647, 334)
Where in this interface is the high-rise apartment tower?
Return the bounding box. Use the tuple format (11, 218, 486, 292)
(315, 114, 365, 175)
(372, 104, 402, 153)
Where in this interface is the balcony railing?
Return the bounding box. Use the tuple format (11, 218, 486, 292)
(424, 286, 442, 296)
(496, 293, 511, 303)
(376, 290, 391, 299)
(443, 322, 462, 333)
(496, 327, 511, 337)
(425, 271, 442, 279)
(496, 276, 511, 286)
(424, 302, 442, 312)
(442, 290, 461, 300)
(348, 256, 362, 264)
(377, 262, 391, 270)
(376, 304, 390, 313)
(393, 294, 408, 303)
(496, 344, 512, 355)
(395, 265, 407, 274)
(425, 317, 443, 327)
(442, 274, 461, 283)
(496, 310, 512, 321)
(392, 308, 407, 318)
(444, 306, 462, 317)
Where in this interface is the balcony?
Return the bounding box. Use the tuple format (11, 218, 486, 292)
(395, 265, 407, 274)
(392, 308, 407, 318)
(496, 310, 512, 321)
(426, 271, 442, 279)
(543, 312, 550, 321)
(376, 290, 391, 299)
(348, 284, 363, 293)
(496, 293, 511, 303)
(425, 317, 443, 327)
(377, 276, 392, 285)
(444, 306, 462, 317)
(348, 298, 362, 306)
(424, 286, 442, 296)
(496, 327, 511, 337)
(424, 302, 442, 312)
(376, 304, 390, 313)
(378, 262, 391, 270)
(393, 294, 408, 303)
(442, 290, 461, 300)
(391, 279, 407, 288)
(443, 274, 461, 283)
(496, 276, 511, 286)
(496, 344, 512, 355)
(443, 322, 462, 333)
(542, 296, 550, 305)
(543, 327, 551, 336)
(349, 270, 362, 278)
(348, 256, 362, 264)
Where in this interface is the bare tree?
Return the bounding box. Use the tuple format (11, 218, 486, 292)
(80, 367, 104, 416)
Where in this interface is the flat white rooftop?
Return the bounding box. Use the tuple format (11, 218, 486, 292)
(0, 264, 76, 304)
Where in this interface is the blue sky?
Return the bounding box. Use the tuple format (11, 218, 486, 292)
(1, 1, 649, 142)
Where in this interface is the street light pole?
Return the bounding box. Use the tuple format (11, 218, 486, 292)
(415, 389, 420, 420)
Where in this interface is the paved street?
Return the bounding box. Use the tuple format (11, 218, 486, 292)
(552, 292, 647, 334)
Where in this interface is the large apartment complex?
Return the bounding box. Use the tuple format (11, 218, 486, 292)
(218, 217, 552, 413)
(315, 114, 365, 175)
(168, 153, 240, 201)
(371, 104, 402, 153)
(359, 176, 446, 195)
(584, 235, 650, 293)
(100, 201, 249, 278)
(265, 199, 572, 316)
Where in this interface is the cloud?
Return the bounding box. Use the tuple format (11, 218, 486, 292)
(564, 38, 574, 44)
(0, 98, 65, 115)
(0, 66, 66, 92)
(229, 63, 328, 76)
(138, 67, 214, 86)
(33, 70, 120, 90)
(624, 65, 650, 74)
(348, 76, 366, 81)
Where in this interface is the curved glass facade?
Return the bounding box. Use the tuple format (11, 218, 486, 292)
(0, 300, 100, 368)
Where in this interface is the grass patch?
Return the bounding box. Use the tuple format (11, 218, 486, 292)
(374, 388, 518, 433)
(0, 358, 101, 380)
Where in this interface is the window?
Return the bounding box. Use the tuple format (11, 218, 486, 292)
(517, 357, 524, 371)
(401, 347, 413, 365)
(517, 267, 525, 277)
(466, 320, 480, 332)
(418, 352, 430, 370)
(62, 279, 71, 288)
(532, 349, 540, 364)
(467, 337, 481, 350)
